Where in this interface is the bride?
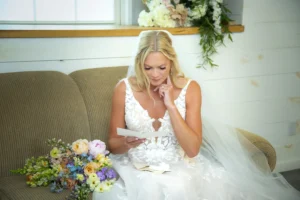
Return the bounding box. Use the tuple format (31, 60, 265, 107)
(93, 30, 300, 200)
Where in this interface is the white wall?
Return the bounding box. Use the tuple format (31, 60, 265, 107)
(0, 0, 299, 172)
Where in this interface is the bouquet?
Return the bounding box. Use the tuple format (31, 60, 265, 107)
(11, 138, 117, 200)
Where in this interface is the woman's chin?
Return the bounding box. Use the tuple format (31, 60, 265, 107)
(150, 80, 163, 87)
(150, 78, 167, 86)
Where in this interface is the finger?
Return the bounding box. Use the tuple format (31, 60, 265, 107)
(129, 139, 145, 148)
(153, 86, 160, 92)
(126, 137, 139, 143)
(167, 76, 172, 86)
(159, 89, 164, 97)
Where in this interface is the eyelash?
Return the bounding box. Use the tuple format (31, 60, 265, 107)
(144, 67, 166, 70)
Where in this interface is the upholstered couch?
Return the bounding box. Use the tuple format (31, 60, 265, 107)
(0, 67, 276, 200)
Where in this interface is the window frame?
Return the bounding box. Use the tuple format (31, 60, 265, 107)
(0, 0, 121, 25)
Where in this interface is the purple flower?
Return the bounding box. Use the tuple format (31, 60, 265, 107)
(96, 171, 106, 181)
(101, 167, 108, 173)
(106, 169, 116, 179)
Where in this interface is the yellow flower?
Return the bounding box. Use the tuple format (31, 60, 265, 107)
(76, 174, 84, 181)
(94, 182, 105, 193)
(84, 162, 98, 176)
(95, 153, 105, 161)
(103, 180, 112, 191)
(72, 139, 89, 155)
(104, 157, 112, 166)
(87, 176, 100, 191)
(50, 147, 61, 158)
(89, 173, 98, 179)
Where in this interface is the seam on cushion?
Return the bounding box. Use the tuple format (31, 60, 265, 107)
(66, 75, 92, 140)
(68, 75, 93, 139)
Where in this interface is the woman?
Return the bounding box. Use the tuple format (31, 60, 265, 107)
(93, 30, 300, 200)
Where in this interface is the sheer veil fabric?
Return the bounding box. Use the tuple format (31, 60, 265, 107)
(93, 30, 300, 200)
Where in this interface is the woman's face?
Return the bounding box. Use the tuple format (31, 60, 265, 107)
(143, 52, 171, 87)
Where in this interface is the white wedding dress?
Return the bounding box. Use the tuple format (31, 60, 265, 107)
(93, 78, 300, 200)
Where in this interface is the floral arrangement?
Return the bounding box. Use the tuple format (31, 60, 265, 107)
(11, 138, 117, 200)
(138, 0, 233, 68)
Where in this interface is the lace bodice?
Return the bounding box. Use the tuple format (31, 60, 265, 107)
(123, 78, 192, 166)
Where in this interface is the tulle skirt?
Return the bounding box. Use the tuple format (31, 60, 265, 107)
(93, 117, 300, 200)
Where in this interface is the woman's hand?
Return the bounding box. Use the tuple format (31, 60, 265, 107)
(124, 136, 145, 149)
(154, 76, 175, 108)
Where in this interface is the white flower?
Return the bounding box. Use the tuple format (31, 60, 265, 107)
(147, 0, 162, 11)
(216, 0, 223, 3)
(87, 175, 100, 191)
(138, 10, 154, 27)
(184, 17, 192, 27)
(152, 5, 176, 27)
(94, 182, 111, 193)
(209, 0, 217, 7)
(103, 180, 113, 191)
(190, 4, 207, 19)
(94, 182, 105, 193)
(213, 8, 221, 21)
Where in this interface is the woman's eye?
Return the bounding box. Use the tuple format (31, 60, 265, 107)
(144, 68, 151, 70)
(160, 67, 166, 70)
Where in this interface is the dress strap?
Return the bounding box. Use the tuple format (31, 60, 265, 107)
(122, 78, 131, 94)
(180, 79, 192, 97)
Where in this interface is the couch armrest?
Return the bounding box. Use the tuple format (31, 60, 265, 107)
(236, 128, 277, 172)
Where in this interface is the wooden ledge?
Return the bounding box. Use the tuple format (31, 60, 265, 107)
(0, 25, 244, 38)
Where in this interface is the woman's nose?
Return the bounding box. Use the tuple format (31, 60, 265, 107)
(152, 68, 159, 77)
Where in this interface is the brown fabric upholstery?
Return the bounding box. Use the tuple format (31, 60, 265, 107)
(0, 176, 92, 200)
(70, 66, 128, 143)
(0, 71, 91, 177)
(236, 128, 277, 171)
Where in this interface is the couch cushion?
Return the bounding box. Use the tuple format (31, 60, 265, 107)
(0, 71, 91, 177)
(69, 66, 128, 142)
(0, 176, 92, 200)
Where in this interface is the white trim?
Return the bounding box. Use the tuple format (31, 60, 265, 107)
(74, 0, 78, 22)
(114, 0, 121, 25)
(33, 0, 36, 21)
(120, 0, 133, 25)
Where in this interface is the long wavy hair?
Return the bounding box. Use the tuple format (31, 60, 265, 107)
(129, 31, 186, 97)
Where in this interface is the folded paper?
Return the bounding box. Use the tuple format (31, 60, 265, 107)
(117, 128, 169, 138)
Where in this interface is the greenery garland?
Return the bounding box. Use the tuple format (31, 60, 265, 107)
(184, 0, 233, 68)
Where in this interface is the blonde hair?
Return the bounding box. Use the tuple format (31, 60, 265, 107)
(129, 31, 185, 96)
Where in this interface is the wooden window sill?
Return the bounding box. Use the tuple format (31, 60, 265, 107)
(0, 25, 244, 38)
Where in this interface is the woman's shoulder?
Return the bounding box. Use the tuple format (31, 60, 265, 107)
(185, 79, 202, 102)
(188, 80, 201, 92)
(175, 77, 199, 89)
(114, 78, 127, 94)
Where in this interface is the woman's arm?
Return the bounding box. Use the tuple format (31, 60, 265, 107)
(108, 81, 144, 154)
(160, 79, 202, 158)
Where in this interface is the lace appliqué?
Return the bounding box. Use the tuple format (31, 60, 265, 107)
(123, 78, 191, 167)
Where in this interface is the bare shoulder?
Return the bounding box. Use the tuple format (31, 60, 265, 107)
(186, 80, 202, 103)
(113, 79, 126, 97)
(175, 77, 189, 88)
(187, 80, 201, 93)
